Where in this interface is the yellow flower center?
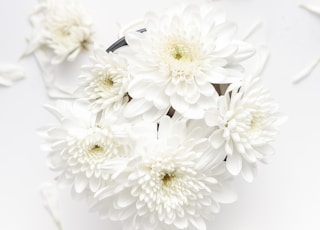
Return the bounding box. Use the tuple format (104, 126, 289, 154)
(161, 171, 176, 186)
(103, 77, 114, 87)
(89, 144, 104, 155)
(99, 74, 114, 90)
(170, 44, 192, 61)
(164, 36, 196, 62)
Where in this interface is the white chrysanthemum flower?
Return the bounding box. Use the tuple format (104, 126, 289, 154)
(25, 0, 93, 64)
(205, 76, 284, 182)
(123, 3, 255, 120)
(80, 47, 130, 112)
(0, 64, 25, 86)
(93, 116, 236, 230)
(41, 100, 133, 197)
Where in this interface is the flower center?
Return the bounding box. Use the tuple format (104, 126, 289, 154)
(161, 171, 176, 186)
(170, 44, 191, 61)
(89, 144, 104, 155)
(161, 36, 200, 82)
(168, 40, 194, 62)
(250, 118, 258, 129)
(249, 113, 262, 131)
(103, 77, 114, 87)
(47, 15, 79, 37)
(83, 138, 107, 158)
(77, 129, 114, 159)
(163, 36, 196, 63)
(59, 28, 71, 37)
(99, 74, 114, 90)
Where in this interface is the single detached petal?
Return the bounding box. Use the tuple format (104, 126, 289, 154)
(0, 64, 25, 86)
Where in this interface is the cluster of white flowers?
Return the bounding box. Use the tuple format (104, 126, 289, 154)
(41, 2, 284, 229)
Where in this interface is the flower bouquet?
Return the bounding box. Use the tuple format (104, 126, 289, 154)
(41, 2, 284, 229)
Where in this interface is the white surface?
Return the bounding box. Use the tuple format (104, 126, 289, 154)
(1, 0, 320, 229)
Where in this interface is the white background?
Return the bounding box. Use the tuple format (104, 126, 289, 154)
(1, 0, 320, 229)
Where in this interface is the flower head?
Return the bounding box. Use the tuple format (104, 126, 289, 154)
(41, 100, 133, 197)
(123, 3, 255, 120)
(80, 47, 130, 112)
(205, 76, 284, 181)
(93, 116, 236, 229)
(25, 0, 93, 64)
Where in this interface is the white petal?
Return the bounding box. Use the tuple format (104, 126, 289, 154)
(183, 102, 205, 119)
(241, 161, 257, 182)
(116, 191, 136, 208)
(242, 148, 257, 163)
(241, 20, 263, 41)
(204, 109, 219, 126)
(300, 3, 320, 15)
(158, 116, 173, 139)
(226, 153, 242, 175)
(118, 206, 136, 221)
(254, 144, 274, 157)
(170, 94, 189, 114)
(142, 107, 168, 121)
(153, 93, 170, 110)
(212, 183, 237, 204)
(208, 129, 225, 149)
(0, 64, 25, 86)
(74, 174, 88, 193)
(190, 217, 207, 230)
(184, 89, 200, 104)
(89, 176, 101, 193)
(252, 44, 270, 77)
(129, 79, 156, 98)
(174, 217, 189, 229)
(39, 181, 62, 230)
(124, 99, 153, 117)
(67, 47, 81, 62)
(225, 139, 234, 154)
